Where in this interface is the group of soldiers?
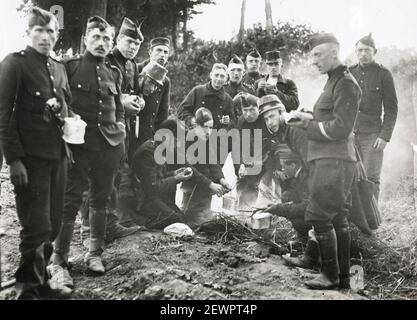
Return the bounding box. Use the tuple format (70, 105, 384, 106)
(0, 6, 398, 300)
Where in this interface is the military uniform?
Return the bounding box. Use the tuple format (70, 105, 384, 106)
(304, 65, 361, 229)
(129, 60, 170, 154)
(349, 62, 398, 199)
(178, 82, 235, 130)
(54, 51, 125, 259)
(224, 81, 254, 119)
(0, 46, 72, 298)
(242, 71, 264, 92)
(254, 74, 299, 111)
(131, 139, 184, 229)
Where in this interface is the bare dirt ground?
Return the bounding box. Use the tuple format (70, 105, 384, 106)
(1, 157, 415, 300)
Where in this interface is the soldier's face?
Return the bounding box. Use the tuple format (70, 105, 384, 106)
(117, 35, 141, 60)
(311, 44, 336, 74)
(27, 21, 59, 56)
(149, 45, 170, 66)
(228, 67, 244, 84)
(195, 120, 214, 141)
(85, 28, 114, 58)
(210, 69, 227, 90)
(280, 160, 297, 178)
(266, 60, 283, 77)
(242, 105, 259, 123)
(355, 42, 376, 66)
(263, 108, 281, 133)
(246, 57, 261, 73)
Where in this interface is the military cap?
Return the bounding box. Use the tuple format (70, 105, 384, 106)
(308, 33, 339, 51)
(150, 37, 170, 49)
(228, 54, 244, 70)
(265, 51, 281, 64)
(86, 16, 112, 33)
(28, 6, 59, 30)
(233, 93, 259, 109)
(142, 61, 168, 86)
(356, 33, 377, 52)
(119, 17, 144, 42)
(247, 48, 261, 59)
(211, 63, 228, 73)
(258, 94, 285, 115)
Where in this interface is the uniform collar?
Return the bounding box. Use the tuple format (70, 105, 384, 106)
(359, 61, 377, 71)
(328, 64, 346, 78)
(204, 82, 227, 100)
(25, 45, 50, 63)
(247, 71, 260, 78)
(85, 50, 106, 64)
(112, 47, 129, 64)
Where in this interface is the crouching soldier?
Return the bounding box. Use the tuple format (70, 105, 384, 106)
(50, 16, 126, 288)
(0, 7, 73, 299)
(131, 119, 191, 229)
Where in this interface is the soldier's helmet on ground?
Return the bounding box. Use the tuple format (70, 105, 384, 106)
(119, 17, 144, 42)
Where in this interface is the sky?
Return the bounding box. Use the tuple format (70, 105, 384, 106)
(1, 0, 417, 60)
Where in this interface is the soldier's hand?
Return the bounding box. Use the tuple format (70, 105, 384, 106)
(219, 178, 232, 192)
(238, 164, 247, 179)
(10, 159, 28, 187)
(175, 167, 193, 181)
(373, 137, 387, 151)
(209, 182, 226, 197)
(258, 80, 267, 89)
(273, 170, 289, 182)
(122, 95, 142, 116)
(265, 83, 277, 94)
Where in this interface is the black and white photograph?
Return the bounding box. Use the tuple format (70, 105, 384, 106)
(0, 0, 416, 303)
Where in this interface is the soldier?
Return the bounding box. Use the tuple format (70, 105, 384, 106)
(287, 33, 361, 290)
(130, 37, 171, 149)
(131, 118, 192, 229)
(49, 17, 126, 290)
(178, 63, 235, 131)
(349, 33, 398, 201)
(105, 17, 146, 230)
(242, 48, 263, 90)
(0, 7, 73, 299)
(224, 55, 254, 119)
(255, 50, 299, 112)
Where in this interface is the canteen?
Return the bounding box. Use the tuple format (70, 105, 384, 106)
(62, 115, 87, 144)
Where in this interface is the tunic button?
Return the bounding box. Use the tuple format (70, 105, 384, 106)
(96, 66, 100, 70)
(99, 100, 103, 104)
(50, 76, 54, 80)
(53, 88, 57, 93)
(219, 106, 222, 109)
(35, 91, 41, 96)
(47, 63, 51, 67)
(202, 101, 205, 104)
(99, 112, 102, 115)
(98, 77, 102, 81)
(156, 100, 159, 103)
(77, 84, 82, 88)
(98, 123, 101, 127)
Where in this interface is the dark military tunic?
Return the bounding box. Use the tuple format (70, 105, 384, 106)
(133, 60, 170, 148)
(304, 65, 361, 227)
(254, 74, 299, 111)
(224, 81, 255, 119)
(349, 62, 398, 142)
(107, 48, 139, 95)
(242, 71, 264, 92)
(0, 46, 72, 164)
(65, 51, 126, 150)
(177, 82, 235, 130)
(0, 46, 72, 297)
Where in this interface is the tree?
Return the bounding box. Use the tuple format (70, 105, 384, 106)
(265, 0, 273, 35)
(238, 0, 247, 41)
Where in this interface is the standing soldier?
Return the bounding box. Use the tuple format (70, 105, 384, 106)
(242, 48, 263, 91)
(0, 7, 73, 299)
(349, 33, 398, 201)
(255, 51, 299, 111)
(287, 33, 361, 290)
(105, 17, 146, 230)
(224, 55, 254, 119)
(129, 37, 171, 150)
(49, 17, 126, 291)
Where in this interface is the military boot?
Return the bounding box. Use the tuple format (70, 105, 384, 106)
(305, 229, 340, 290)
(282, 229, 320, 270)
(105, 210, 143, 244)
(86, 208, 106, 274)
(336, 226, 351, 289)
(51, 222, 75, 289)
(116, 196, 139, 228)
